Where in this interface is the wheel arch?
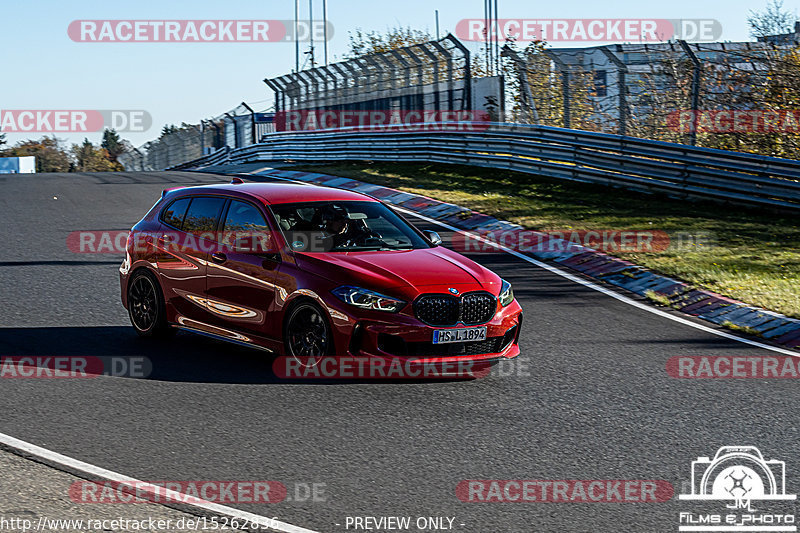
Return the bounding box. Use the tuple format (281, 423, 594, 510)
(126, 264, 160, 293)
(125, 265, 172, 322)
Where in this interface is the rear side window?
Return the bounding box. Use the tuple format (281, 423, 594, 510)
(221, 200, 275, 252)
(161, 198, 191, 229)
(183, 197, 226, 235)
(222, 200, 269, 232)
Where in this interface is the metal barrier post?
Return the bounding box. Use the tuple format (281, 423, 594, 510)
(241, 102, 257, 145)
(679, 40, 702, 146)
(600, 47, 629, 136)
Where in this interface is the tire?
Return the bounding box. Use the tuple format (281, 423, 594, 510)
(127, 270, 172, 337)
(284, 301, 333, 362)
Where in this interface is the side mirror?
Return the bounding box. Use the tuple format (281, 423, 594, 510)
(423, 230, 442, 246)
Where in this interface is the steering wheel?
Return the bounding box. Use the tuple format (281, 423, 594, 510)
(352, 229, 382, 244)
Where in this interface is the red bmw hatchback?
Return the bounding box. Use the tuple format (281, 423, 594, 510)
(119, 180, 522, 366)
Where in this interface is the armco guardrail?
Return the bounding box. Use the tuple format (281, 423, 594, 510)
(182, 123, 800, 211)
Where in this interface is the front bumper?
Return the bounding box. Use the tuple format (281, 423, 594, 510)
(328, 298, 523, 365)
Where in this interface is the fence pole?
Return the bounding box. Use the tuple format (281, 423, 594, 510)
(600, 48, 628, 136)
(241, 102, 256, 145)
(679, 40, 701, 146)
(562, 71, 571, 129)
(211, 121, 222, 150)
(294, 0, 300, 72)
(224, 113, 239, 149)
(322, 0, 328, 65)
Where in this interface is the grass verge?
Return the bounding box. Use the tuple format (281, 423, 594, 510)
(721, 321, 765, 338)
(290, 161, 800, 318)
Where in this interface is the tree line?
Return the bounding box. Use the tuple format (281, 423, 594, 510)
(0, 129, 129, 173)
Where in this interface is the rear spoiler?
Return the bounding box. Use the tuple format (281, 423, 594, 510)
(161, 186, 186, 198)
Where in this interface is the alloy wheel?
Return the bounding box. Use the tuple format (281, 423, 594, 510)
(129, 275, 158, 332)
(287, 304, 330, 364)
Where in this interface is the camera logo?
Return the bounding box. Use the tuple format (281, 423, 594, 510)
(681, 446, 793, 504)
(678, 446, 796, 532)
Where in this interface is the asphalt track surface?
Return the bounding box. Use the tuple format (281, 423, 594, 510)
(0, 171, 797, 532)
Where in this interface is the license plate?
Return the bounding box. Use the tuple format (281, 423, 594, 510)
(433, 326, 487, 344)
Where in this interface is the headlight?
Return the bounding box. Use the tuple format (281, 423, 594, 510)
(499, 279, 514, 306)
(332, 286, 406, 312)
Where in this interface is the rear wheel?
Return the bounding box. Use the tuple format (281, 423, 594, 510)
(284, 302, 332, 364)
(127, 270, 172, 337)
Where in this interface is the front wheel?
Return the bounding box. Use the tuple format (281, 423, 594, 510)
(127, 270, 172, 337)
(284, 302, 333, 363)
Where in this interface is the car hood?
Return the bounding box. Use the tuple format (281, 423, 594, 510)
(294, 247, 501, 298)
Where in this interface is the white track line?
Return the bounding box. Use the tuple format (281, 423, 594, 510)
(394, 206, 799, 357)
(0, 433, 319, 533)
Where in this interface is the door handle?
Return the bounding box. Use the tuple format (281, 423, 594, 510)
(260, 253, 282, 269)
(211, 252, 227, 263)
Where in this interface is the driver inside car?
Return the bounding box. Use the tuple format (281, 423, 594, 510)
(319, 205, 374, 250)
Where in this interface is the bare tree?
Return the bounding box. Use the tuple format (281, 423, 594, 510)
(346, 26, 433, 58)
(748, 0, 797, 38)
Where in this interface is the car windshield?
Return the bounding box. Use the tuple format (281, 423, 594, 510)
(270, 200, 430, 252)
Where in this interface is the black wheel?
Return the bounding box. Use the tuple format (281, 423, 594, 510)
(127, 270, 171, 337)
(284, 302, 332, 363)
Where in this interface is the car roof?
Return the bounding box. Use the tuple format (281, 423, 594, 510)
(169, 181, 378, 205)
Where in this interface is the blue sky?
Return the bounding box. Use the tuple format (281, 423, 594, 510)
(0, 0, 795, 147)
